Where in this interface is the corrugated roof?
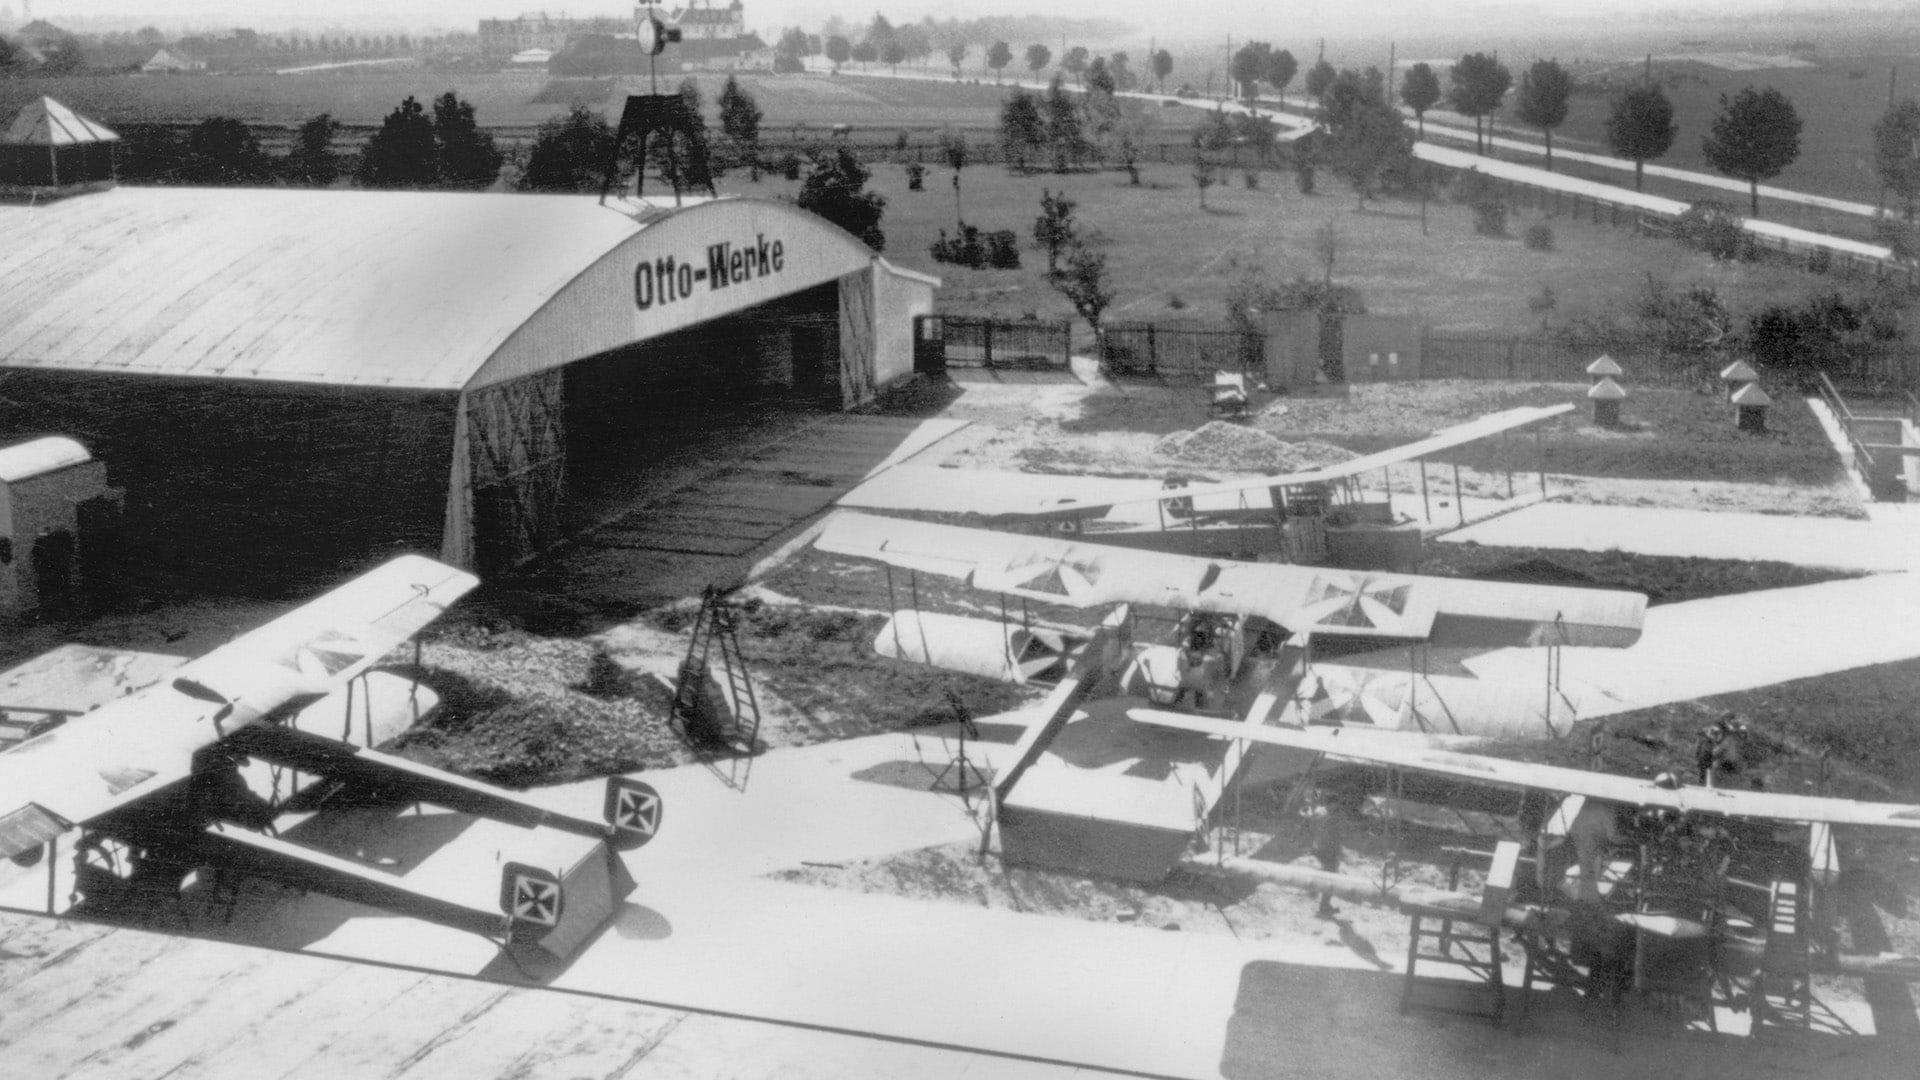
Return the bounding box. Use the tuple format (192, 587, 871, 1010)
(0, 187, 654, 391)
(2, 97, 119, 146)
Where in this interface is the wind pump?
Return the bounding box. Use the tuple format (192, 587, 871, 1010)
(599, 3, 715, 205)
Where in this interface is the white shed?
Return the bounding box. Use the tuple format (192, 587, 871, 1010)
(0, 436, 120, 617)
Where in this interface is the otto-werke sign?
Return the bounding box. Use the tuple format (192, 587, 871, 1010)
(634, 233, 787, 311)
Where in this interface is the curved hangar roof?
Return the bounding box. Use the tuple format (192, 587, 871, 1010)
(0, 187, 886, 393)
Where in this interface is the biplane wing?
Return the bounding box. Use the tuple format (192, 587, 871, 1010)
(816, 511, 1645, 648)
(1134, 711, 1920, 831)
(1000, 404, 1575, 522)
(0, 555, 478, 860)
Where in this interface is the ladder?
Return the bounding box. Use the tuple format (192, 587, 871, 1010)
(670, 586, 762, 758)
(1752, 878, 1813, 1039)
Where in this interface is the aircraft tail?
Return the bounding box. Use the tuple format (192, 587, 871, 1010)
(603, 777, 663, 851)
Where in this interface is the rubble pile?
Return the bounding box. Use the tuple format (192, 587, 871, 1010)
(1155, 422, 1359, 474)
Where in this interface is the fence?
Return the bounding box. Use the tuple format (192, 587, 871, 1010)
(1420, 330, 1920, 394)
(1100, 320, 1261, 382)
(936, 314, 1072, 370)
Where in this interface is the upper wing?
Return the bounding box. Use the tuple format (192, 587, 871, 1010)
(816, 512, 1644, 647)
(0, 555, 478, 860)
(1136, 711, 1920, 831)
(994, 404, 1576, 522)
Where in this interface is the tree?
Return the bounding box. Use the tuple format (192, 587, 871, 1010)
(1873, 98, 1920, 220)
(826, 35, 851, 70)
(519, 104, 615, 191)
(1044, 75, 1084, 172)
(1109, 52, 1138, 93)
(1605, 82, 1677, 192)
(1191, 108, 1234, 209)
(1000, 90, 1045, 170)
(286, 113, 343, 187)
(0, 35, 20, 73)
(1513, 58, 1573, 170)
(1447, 52, 1512, 154)
(358, 95, 439, 187)
(432, 90, 503, 188)
(1265, 49, 1299, 104)
(1399, 62, 1442, 137)
(1113, 100, 1155, 184)
(882, 40, 907, 72)
(1151, 49, 1173, 93)
(1304, 59, 1337, 105)
(851, 41, 878, 67)
(1053, 241, 1116, 356)
(1062, 46, 1089, 86)
(180, 117, 271, 185)
(719, 75, 763, 178)
(946, 40, 967, 77)
(1312, 220, 1342, 288)
(939, 127, 969, 223)
(1231, 42, 1273, 110)
(39, 35, 86, 75)
(1702, 86, 1802, 217)
(1321, 70, 1414, 208)
(986, 41, 1013, 83)
(1034, 187, 1078, 273)
(775, 27, 808, 73)
(1026, 43, 1051, 79)
(796, 147, 886, 251)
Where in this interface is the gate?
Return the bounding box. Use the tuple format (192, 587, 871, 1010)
(466, 370, 565, 576)
(932, 315, 1072, 370)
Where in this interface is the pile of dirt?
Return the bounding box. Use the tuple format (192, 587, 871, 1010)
(1154, 422, 1360, 473)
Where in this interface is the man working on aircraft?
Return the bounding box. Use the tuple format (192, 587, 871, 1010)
(1694, 714, 1750, 788)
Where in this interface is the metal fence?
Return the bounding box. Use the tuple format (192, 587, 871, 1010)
(937, 314, 1073, 370)
(1100, 320, 1261, 382)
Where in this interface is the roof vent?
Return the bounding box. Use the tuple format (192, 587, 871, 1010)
(1, 96, 119, 202)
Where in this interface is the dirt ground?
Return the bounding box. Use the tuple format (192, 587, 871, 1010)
(915, 372, 1864, 518)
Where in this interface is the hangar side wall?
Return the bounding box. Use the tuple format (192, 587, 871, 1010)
(0, 370, 457, 596)
(872, 261, 936, 390)
(468, 200, 878, 394)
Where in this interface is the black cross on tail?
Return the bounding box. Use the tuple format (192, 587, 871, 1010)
(500, 862, 564, 941)
(605, 778, 663, 851)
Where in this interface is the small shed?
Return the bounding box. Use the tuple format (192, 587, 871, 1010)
(0, 97, 118, 196)
(1585, 354, 1622, 384)
(1719, 359, 1758, 401)
(1588, 376, 1626, 427)
(0, 437, 121, 618)
(1732, 382, 1772, 433)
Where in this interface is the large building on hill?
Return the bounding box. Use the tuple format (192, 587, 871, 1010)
(664, 0, 743, 40)
(477, 12, 628, 64)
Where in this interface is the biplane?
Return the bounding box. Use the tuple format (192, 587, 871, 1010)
(816, 510, 1645, 739)
(1138, 713, 1920, 1032)
(0, 556, 662, 963)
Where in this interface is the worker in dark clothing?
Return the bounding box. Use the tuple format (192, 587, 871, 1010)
(1304, 782, 1346, 919)
(1694, 714, 1749, 788)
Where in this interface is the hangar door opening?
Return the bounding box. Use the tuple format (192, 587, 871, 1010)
(465, 281, 846, 576)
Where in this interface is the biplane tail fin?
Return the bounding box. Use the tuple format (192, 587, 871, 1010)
(603, 777, 663, 851)
(501, 862, 566, 945)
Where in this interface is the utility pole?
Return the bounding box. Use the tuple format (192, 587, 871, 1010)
(1226, 34, 1233, 100)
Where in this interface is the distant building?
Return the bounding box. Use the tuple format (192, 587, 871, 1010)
(664, 0, 743, 40)
(477, 12, 627, 65)
(13, 18, 64, 52)
(140, 48, 207, 74)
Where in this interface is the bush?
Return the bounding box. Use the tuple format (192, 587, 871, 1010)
(1295, 162, 1315, 194)
(1473, 200, 1509, 237)
(1243, 169, 1260, 190)
(1524, 222, 1556, 251)
(930, 225, 985, 267)
(1674, 200, 1743, 261)
(905, 162, 925, 190)
(1807, 245, 1832, 274)
(986, 229, 1021, 269)
(776, 152, 801, 180)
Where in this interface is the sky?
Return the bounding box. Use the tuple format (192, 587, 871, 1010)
(9, 0, 1900, 44)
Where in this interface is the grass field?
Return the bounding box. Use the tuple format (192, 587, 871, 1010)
(715, 148, 1901, 345)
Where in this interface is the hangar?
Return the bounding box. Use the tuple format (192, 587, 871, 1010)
(0, 183, 936, 588)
